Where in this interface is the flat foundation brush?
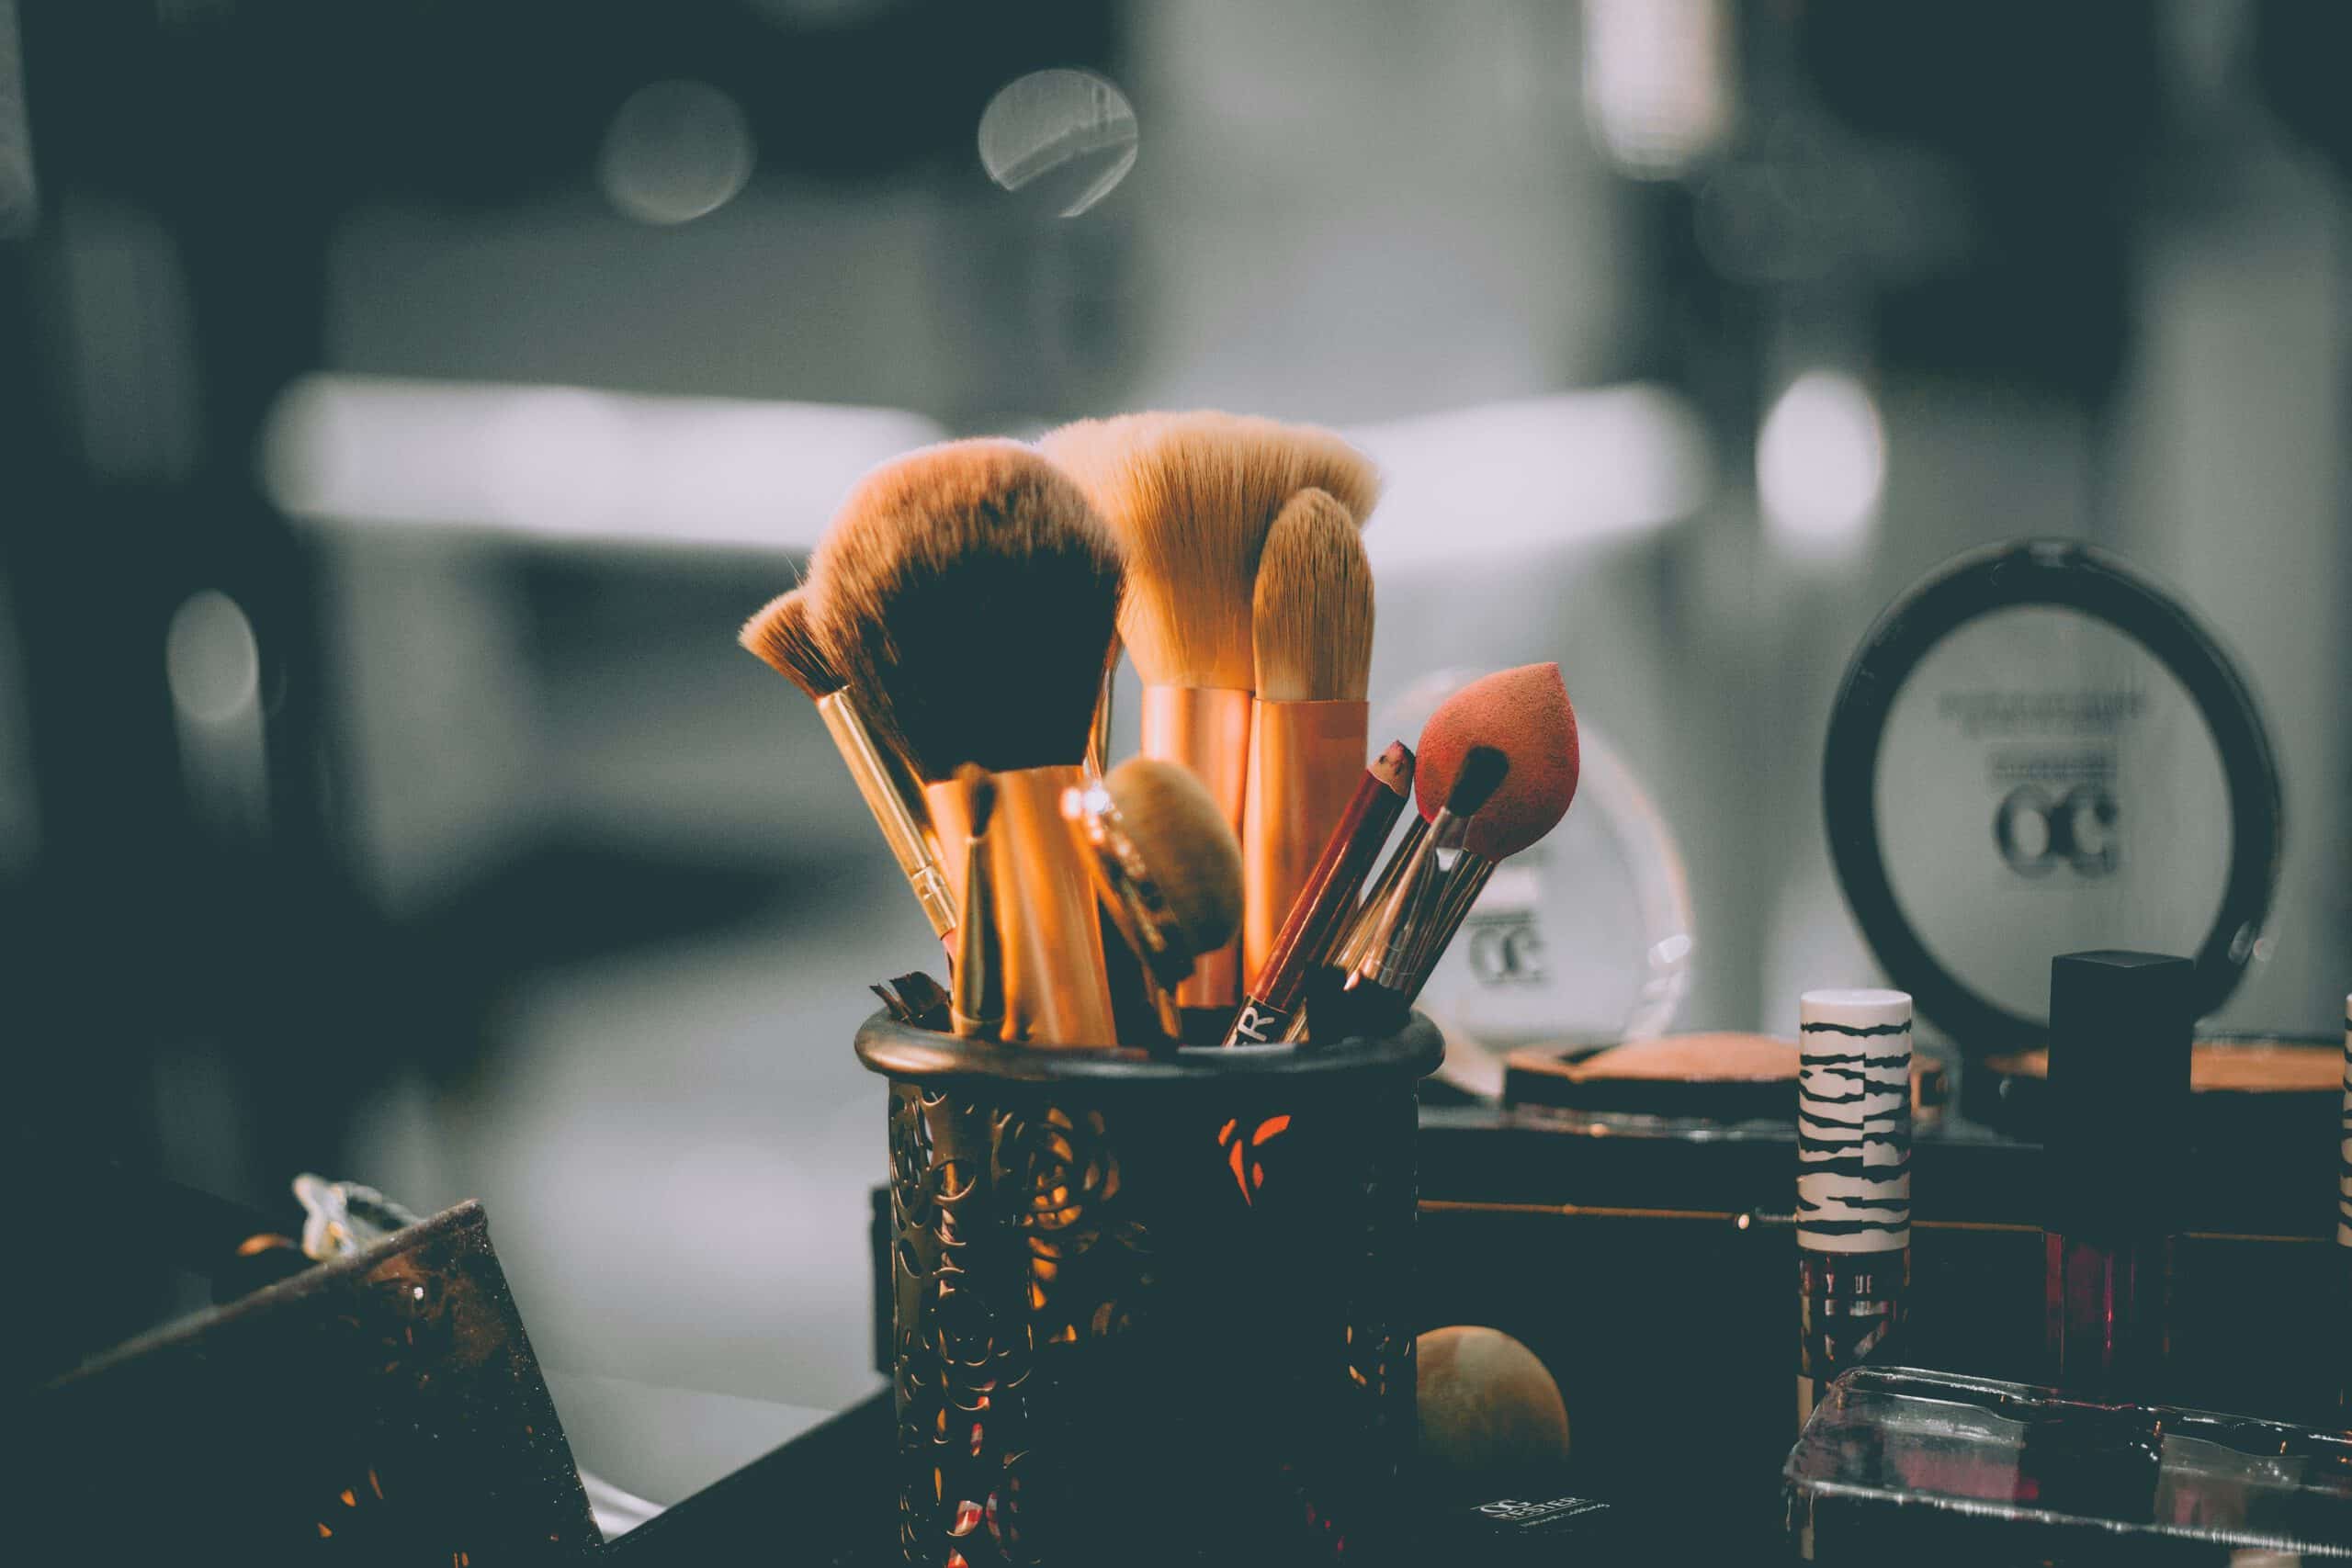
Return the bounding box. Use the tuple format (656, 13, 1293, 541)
(1042, 411, 1379, 1010)
(814, 439, 1124, 1046)
(741, 588, 956, 955)
(1244, 487, 1374, 988)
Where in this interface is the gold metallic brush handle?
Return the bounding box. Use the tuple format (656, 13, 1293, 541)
(1242, 698, 1368, 984)
(815, 692, 956, 949)
(1140, 684, 1252, 1009)
(929, 767, 1116, 1047)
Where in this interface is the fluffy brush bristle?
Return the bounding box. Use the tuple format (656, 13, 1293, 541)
(1252, 488, 1374, 702)
(1105, 757, 1243, 954)
(813, 439, 1123, 779)
(739, 588, 842, 701)
(1042, 412, 1380, 691)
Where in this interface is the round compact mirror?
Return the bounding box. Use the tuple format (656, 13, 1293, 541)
(1823, 539, 2280, 1055)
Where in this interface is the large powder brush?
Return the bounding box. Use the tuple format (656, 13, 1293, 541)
(813, 438, 1124, 1045)
(1041, 411, 1379, 1009)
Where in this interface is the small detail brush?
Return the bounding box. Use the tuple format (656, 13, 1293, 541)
(1243, 488, 1375, 987)
(813, 439, 1123, 1046)
(1066, 757, 1245, 1053)
(1043, 412, 1379, 1010)
(1228, 739, 1413, 1044)
(952, 764, 1004, 1040)
(1319, 746, 1508, 1041)
(1398, 663, 1581, 998)
(740, 588, 957, 956)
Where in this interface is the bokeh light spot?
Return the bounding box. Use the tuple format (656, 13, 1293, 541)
(977, 68, 1137, 218)
(599, 80, 754, 227)
(1757, 370, 1885, 560)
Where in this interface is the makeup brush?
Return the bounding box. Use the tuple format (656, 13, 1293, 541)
(1066, 757, 1245, 1052)
(1041, 411, 1379, 1010)
(1041, 414, 1158, 783)
(813, 438, 1123, 1046)
(1243, 488, 1375, 989)
(1401, 664, 1581, 998)
(740, 588, 957, 954)
(1228, 739, 1413, 1044)
(951, 764, 1003, 1040)
(1320, 746, 1508, 1040)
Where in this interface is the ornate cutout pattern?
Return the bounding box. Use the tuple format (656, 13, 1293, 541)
(885, 1078, 1416, 1565)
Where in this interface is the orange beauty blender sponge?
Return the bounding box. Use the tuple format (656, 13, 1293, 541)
(1413, 663, 1579, 860)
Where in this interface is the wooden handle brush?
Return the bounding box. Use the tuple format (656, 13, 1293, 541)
(1243, 488, 1374, 987)
(813, 439, 1123, 1046)
(1042, 411, 1379, 1011)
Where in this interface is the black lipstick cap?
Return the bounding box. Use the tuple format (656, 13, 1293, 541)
(2044, 951, 2194, 1239)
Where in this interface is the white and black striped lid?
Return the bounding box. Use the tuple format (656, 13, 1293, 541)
(1797, 988, 1912, 1253)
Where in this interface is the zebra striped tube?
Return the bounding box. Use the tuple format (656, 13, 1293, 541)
(2338, 994, 2349, 1250)
(1798, 990, 1914, 1251)
(1795, 987, 1912, 1430)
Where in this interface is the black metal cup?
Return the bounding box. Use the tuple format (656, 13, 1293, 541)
(857, 1012, 1442, 1567)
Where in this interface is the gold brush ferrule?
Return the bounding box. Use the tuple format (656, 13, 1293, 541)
(1331, 814, 1429, 973)
(1062, 780, 1185, 1043)
(951, 827, 1003, 1039)
(1242, 698, 1369, 984)
(928, 766, 1116, 1048)
(815, 692, 957, 945)
(1139, 683, 1253, 1008)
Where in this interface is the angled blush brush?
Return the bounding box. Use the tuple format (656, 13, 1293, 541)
(740, 588, 956, 955)
(814, 439, 1124, 1046)
(1042, 411, 1379, 1010)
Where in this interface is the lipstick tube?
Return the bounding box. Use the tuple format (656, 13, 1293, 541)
(925, 766, 1115, 1047)
(2041, 951, 2191, 1401)
(1795, 988, 1913, 1430)
(1242, 698, 1369, 986)
(814, 691, 956, 955)
(1140, 684, 1252, 1009)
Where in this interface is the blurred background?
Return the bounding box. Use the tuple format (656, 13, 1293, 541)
(5, 0, 2345, 1511)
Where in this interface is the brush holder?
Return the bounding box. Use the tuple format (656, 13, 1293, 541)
(857, 1012, 1442, 1567)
